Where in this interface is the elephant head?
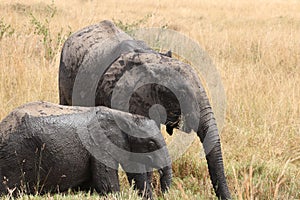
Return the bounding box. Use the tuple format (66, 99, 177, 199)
(86, 107, 172, 198)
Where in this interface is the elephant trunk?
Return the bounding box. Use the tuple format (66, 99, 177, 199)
(158, 165, 172, 193)
(206, 140, 231, 199)
(197, 105, 231, 200)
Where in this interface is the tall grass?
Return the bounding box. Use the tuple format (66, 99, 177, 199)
(0, 0, 299, 199)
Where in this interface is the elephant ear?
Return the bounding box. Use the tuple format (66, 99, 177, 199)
(79, 107, 170, 174)
(106, 52, 201, 134)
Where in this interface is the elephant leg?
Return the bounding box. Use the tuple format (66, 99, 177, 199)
(59, 88, 69, 105)
(147, 171, 153, 185)
(126, 172, 152, 200)
(90, 156, 120, 194)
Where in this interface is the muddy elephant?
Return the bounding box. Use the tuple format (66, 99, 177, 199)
(0, 101, 172, 199)
(59, 20, 231, 199)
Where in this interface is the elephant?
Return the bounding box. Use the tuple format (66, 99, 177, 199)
(58, 20, 231, 199)
(0, 101, 172, 199)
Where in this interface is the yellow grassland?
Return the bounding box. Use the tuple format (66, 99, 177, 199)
(0, 0, 299, 199)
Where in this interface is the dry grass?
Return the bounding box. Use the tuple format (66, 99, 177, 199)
(0, 0, 299, 199)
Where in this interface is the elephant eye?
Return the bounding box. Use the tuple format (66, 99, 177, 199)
(148, 140, 157, 151)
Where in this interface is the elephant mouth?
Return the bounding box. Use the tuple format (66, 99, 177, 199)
(126, 148, 172, 172)
(165, 115, 182, 135)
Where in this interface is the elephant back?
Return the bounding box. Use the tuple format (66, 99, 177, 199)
(0, 102, 93, 193)
(59, 21, 133, 105)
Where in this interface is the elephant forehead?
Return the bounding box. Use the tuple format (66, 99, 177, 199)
(117, 52, 199, 79)
(119, 52, 169, 64)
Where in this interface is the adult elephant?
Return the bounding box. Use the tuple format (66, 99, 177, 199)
(59, 20, 231, 199)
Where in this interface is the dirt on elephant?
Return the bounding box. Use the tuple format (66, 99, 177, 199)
(0, 0, 299, 199)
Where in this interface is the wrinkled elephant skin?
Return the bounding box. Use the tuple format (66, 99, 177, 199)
(59, 20, 231, 199)
(0, 101, 172, 199)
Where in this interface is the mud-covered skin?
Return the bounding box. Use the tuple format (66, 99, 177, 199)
(59, 20, 133, 107)
(0, 102, 172, 198)
(59, 20, 231, 199)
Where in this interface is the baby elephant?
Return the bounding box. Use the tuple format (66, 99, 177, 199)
(0, 101, 172, 199)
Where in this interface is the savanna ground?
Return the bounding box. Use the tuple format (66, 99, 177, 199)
(0, 0, 299, 199)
